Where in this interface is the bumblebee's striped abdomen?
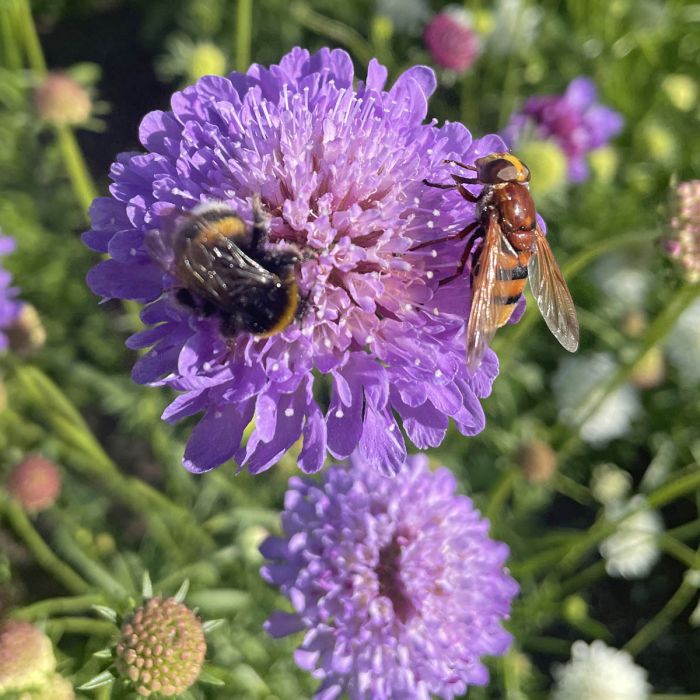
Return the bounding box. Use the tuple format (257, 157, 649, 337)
(495, 250, 531, 327)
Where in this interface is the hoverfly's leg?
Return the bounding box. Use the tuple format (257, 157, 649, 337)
(422, 179, 457, 190)
(410, 220, 479, 252)
(456, 183, 479, 203)
(443, 159, 478, 171)
(438, 224, 482, 286)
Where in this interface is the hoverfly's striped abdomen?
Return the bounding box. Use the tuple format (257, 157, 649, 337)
(494, 248, 532, 327)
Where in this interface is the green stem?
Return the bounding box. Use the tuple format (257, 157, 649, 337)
(290, 2, 374, 66)
(570, 283, 700, 434)
(485, 467, 518, 522)
(647, 465, 700, 509)
(0, 496, 91, 594)
(16, 0, 46, 74)
(56, 126, 98, 213)
(659, 534, 698, 569)
(45, 617, 117, 638)
(624, 564, 700, 657)
(0, 4, 23, 70)
(235, 0, 253, 73)
(12, 594, 106, 620)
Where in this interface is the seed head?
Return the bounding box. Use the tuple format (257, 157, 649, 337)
(6, 455, 61, 513)
(115, 597, 206, 697)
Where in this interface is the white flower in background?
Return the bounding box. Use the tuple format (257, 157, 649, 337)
(590, 463, 632, 505)
(666, 297, 700, 385)
(590, 254, 651, 312)
(488, 0, 542, 54)
(553, 353, 641, 445)
(376, 0, 430, 33)
(551, 640, 651, 700)
(600, 496, 663, 579)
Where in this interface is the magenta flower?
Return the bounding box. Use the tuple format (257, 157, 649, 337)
(423, 7, 480, 72)
(84, 47, 505, 475)
(261, 453, 518, 699)
(504, 77, 623, 182)
(0, 235, 24, 350)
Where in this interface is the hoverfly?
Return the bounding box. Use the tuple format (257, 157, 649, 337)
(166, 197, 302, 338)
(419, 152, 579, 372)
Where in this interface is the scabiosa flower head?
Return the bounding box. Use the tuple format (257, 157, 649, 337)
(665, 180, 700, 283)
(0, 234, 24, 350)
(504, 77, 623, 182)
(551, 640, 651, 700)
(115, 596, 206, 697)
(20, 674, 75, 700)
(260, 453, 518, 699)
(552, 353, 641, 446)
(0, 620, 56, 693)
(84, 47, 506, 475)
(599, 496, 663, 579)
(424, 7, 480, 72)
(6, 455, 61, 513)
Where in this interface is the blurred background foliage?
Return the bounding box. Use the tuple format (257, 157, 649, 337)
(1, 0, 700, 697)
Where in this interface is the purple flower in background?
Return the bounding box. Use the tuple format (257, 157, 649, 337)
(84, 47, 506, 476)
(424, 7, 480, 73)
(0, 235, 24, 350)
(261, 453, 518, 699)
(504, 77, 623, 182)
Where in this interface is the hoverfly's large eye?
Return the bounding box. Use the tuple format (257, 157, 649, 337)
(479, 158, 519, 184)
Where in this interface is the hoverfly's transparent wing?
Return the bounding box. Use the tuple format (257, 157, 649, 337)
(528, 225, 579, 352)
(466, 213, 509, 373)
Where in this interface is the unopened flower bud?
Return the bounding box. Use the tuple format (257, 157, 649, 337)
(116, 597, 206, 697)
(424, 7, 480, 72)
(517, 440, 558, 483)
(666, 180, 700, 283)
(35, 72, 92, 126)
(6, 455, 61, 513)
(6, 304, 46, 357)
(0, 621, 56, 693)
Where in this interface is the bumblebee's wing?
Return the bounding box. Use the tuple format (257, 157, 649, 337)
(466, 213, 507, 373)
(181, 234, 279, 303)
(528, 225, 579, 352)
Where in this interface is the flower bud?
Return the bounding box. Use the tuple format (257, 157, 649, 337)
(424, 7, 480, 72)
(517, 440, 558, 483)
(6, 303, 46, 357)
(115, 597, 206, 697)
(6, 455, 61, 513)
(0, 621, 56, 693)
(666, 180, 700, 283)
(35, 72, 92, 127)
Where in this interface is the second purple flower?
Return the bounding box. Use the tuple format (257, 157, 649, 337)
(84, 47, 507, 475)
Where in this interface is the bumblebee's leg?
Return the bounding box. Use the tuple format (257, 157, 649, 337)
(410, 220, 479, 252)
(250, 194, 269, 250)
(438, 225, 483, 286)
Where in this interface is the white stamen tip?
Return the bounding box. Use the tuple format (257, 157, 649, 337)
(431, 249, 438, 258)
(426, 271, 434, 279)
(365, 335, 374, 344)
(433, 307, 440, 315)
(335, 409, 344, 418)
(414, 358, 421, 366)
(427, 221, 435, 229)
(432, 209, 440, 216)
(434, 369, 443, 378)
(284, 408, 294, 417)
(130, 248, 137, 256)
(324, 338, 333, 348)
(271, 363, 279, 372)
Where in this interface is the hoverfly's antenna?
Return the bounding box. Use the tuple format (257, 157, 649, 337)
(444, 159, 478, 172)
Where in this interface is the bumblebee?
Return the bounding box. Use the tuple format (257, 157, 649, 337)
(171, 197, 301, 338)
(419, 152, 579, 371)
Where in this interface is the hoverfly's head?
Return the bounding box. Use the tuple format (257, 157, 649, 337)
(475, 152, 531, 184)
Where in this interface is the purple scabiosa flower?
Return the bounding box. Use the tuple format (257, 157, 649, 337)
(84, 48, 507, 476)
(0, 235, 24, 350)
(424, 7, 480, 73)
(260, 453, 518, 699)
(504, 77, 623, 182)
